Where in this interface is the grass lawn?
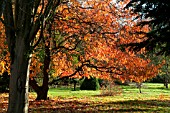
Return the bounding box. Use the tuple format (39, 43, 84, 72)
(1, 83, 170, 113)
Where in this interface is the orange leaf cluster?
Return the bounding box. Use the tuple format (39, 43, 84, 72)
(0, 22, 10, 75)
(51, 0, 162, 82)
(0, 0, 163, 84)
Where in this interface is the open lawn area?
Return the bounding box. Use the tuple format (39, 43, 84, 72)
(1, 83, 170, 113)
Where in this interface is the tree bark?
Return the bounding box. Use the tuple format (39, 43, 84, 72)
(29, 78, 49, 100)
(2, 0, 61, 112)
(7, 39, 31, 113)
(36, 43, 50, 100)
(73, 79, 77, 91)
(29, 42, 50, 100)
(3, 1, 32, 111)
(136, 82, 142, 93)
(164, 78, 168, 89)
(164, 63, 169, 89)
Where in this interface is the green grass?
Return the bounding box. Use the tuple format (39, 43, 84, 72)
(27, 83, 167, 113)
(48, 88, 101, 98)
(47, 83, 170, 98)
(1, 83, 170, 113)
(40, 83, 170, 113)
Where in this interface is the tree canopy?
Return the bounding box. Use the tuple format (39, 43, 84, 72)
(123, 0, 170, 55)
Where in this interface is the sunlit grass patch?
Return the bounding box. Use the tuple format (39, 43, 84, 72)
(1, 83, 170, 112)
(48, 88, 101, 98)
(39, 83, 170, 112)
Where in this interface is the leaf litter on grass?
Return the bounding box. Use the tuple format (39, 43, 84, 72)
(1, 83, 170, 113)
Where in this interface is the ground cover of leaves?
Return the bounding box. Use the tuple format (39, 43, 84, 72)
(1, 83, 170, 113)
(1, 92, 170, 113)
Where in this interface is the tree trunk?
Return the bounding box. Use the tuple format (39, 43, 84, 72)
(2, 0, 60, 112)
(7, 40, 31, 113)
(164, 79, 168, 89)
(29, 43, 50, 100)
(73, 82, 77, 91)
(136, 82, 142, 93)
(73, 79, 77, 91)
(164, 63, 169, 89)
(40, 43, 50, 100)
(29, 78, 49, 100)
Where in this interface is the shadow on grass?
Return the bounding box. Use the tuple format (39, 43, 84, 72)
(28, 99, 170, 113)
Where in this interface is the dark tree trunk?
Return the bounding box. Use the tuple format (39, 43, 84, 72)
(29, 42, 50, 100)
(3, 0, 32, 112)
(164, 63, 169, 89)
(36, 43, 50, 100)
(7, 40, 31, 113)
(164, 79, 168, 89)
(73, 79, 77, 91)
(41, 43, 50, 99)
(2, 0, 60, 112)
(36, 88, 48, 100)
(30, 78, 49, 100)
(139, 88, 142, 93)
(136, 82, 142, 93)
(73, 82, 77, 91)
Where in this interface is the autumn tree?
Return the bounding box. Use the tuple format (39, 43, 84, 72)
(29, 20, 54, 100)
(51, 0, 162, 85)
(159, 56, 170, 88)
(34, 1, 162, 98)
(122, 0, 170, 86)
(0, 0, 60, 112)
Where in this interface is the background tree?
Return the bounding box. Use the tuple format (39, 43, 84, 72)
(29, 17, 55, 100)
(138, 53, 169, 90)
(52, 0, 163, 84)
(28, 0, 162, 100)
(123, 0, 170, 55)
(159, 55, 170, 88)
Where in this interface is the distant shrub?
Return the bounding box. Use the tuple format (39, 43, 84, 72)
(80, 77, 100, 90)
(147, 75, 164, 83)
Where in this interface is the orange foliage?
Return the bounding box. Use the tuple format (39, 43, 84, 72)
(0, 0, 163, 84)
(29, 54, 43, 78)
(51, 0, 163, 83)
(0, 22, 10, 75)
